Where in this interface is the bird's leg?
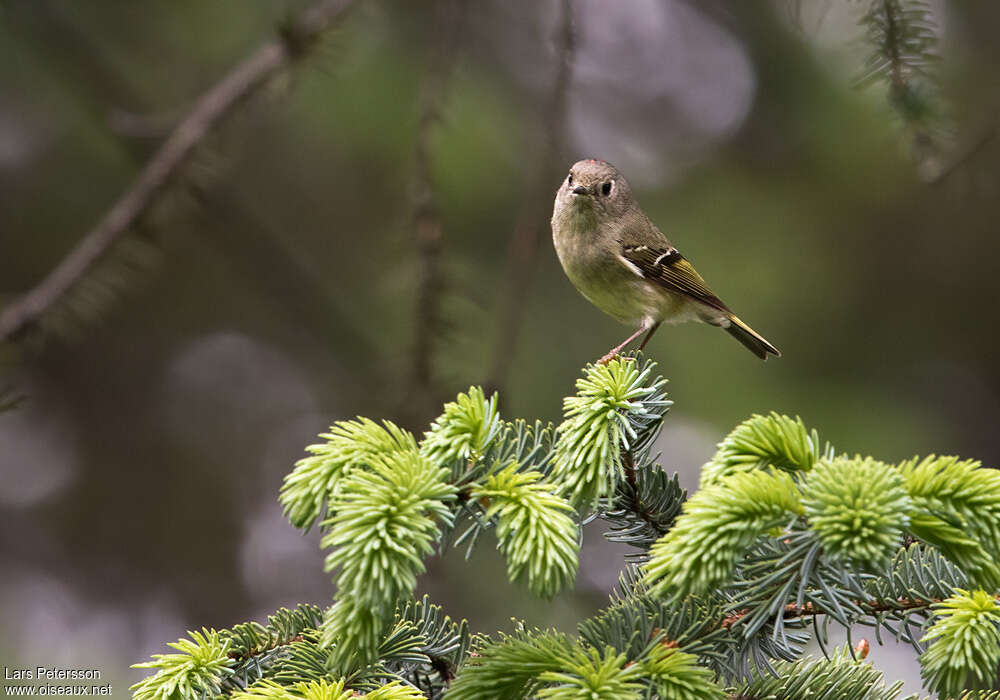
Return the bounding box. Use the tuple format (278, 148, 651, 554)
(637, 321, 662, 351)
(598, 321, 650, 365)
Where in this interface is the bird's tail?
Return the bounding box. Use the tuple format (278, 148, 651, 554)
(725, 314, 780, 360)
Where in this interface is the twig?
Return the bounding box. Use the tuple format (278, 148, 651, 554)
(722, 595, 941, 630)
(623, 449, 639, 491)
(0, 0, 358, 343)
(487, 0, 575, 392)
(882, 0, 907, 98)
(619, 449, 671, 539)
(227, 634, 305, 664)
(410, 0, 467, 395)
(869, 0, 945, 168)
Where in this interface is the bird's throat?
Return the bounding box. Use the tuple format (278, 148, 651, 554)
(562, 199, 598, 236)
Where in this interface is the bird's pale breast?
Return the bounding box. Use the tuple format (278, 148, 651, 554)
(553, 218, 679, 326)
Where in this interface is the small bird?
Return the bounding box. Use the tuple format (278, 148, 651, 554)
(551, 159, 779, 363)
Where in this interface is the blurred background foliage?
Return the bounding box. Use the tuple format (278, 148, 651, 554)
(1, 0, 999, 695)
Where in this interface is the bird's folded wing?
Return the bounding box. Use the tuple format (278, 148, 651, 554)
(619, 242, 730, 313)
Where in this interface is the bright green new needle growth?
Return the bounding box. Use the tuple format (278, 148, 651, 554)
(473, 464, 579, 597)
(700, 412, 823, 487)
(323, 451, 456, 603)
(552, 358, 664, 509)
(361, 683, 430, 700)
(900, 455, 1000, 588)
(641, 646, 725, 700)
(643, 470, 802, 599)
(445, 630, 580, 700)
(131, 629, 234, 700)
(231, 679, 426, 700)
(803, 456, 912, 569)
(232, 679, 354, 700)
(320, 597, 386, 669)
(281, 418, 418, 530)
(422, 386, 502, 470)
(135, 335, 1000, 700)
(231, 679, 355, 700)
(536, 646, 643, 700)
(733, 646, 906, 699)
(320, 450, 456, 664)
(920, 589, 1000, 697)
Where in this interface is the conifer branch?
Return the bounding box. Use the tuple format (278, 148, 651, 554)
(643, 470, 804, 600)
(730, 646, 907, 700)
(0, 0, 358, 343)
(421, 386, 502, 481)
(443, 629, 579, 699)
(388, 596, 472, 695)
(225, 605, 326, 665)
(281, 419, 419, 531)
(580, 570, 736, 674)
(721, 588, 945, 637)
(550, 356, 670, 509)
(447, 418, 558, 558)
(803, 456, 912, 569)
(139, 357, 1000, 697)
(132, 629, 236, 700)
(600, 461, 685, 558)
(920, 589, 1000, 697)
(857, 0, 948, 167)
(472, 464, 579, 597)
(899, 454, 1000, 589)
(321, 451, 457, 666)
(480, 419, 557, 478)
(132, 606, 329, 698)
(231, 678, 427, 700)
(699, 412, 827, 488)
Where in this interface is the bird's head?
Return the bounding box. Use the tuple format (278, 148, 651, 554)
(555, 159, 636, 223)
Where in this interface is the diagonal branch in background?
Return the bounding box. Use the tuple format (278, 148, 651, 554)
(0, 0, 359, 344)
(409, 0, 467, 398)
(487, 0, 575, 392)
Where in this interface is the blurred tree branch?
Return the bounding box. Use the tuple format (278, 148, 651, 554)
(409, 0, 467, 404)
(857, 0, 945, 169)
(487, 0, 575, 393)
(0, 0, 358, 344)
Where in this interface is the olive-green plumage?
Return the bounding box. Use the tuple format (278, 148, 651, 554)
(551, 159, 779, 361)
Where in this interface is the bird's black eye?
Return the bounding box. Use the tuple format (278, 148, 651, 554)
(567, 173, 573, 185)
(601, 181, 612, 196)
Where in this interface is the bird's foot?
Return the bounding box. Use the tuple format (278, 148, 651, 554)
(597, 349, 636, 366)
(597, 324, 652, 366)
(597, 350, 619, 366)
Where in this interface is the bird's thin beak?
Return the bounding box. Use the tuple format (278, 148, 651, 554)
(572, 185, 589, 196)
